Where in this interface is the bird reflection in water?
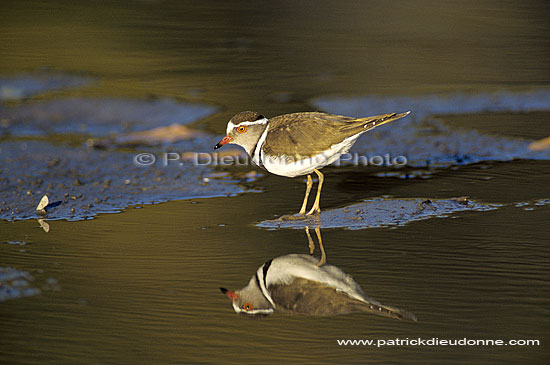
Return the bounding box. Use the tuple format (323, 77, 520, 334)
(220, 227, 416, 320)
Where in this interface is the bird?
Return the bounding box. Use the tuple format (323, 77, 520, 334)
(214, 110, 410, 215)
(220, 253, 417, 320)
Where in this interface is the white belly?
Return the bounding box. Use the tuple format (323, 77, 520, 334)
(260, 133, 363, 177)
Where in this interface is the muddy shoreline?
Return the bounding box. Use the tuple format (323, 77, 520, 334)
(1, 74, 550, 223)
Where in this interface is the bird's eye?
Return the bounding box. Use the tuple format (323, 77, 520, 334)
(236, 125, 247, 133)
(242, 302, 254, 310)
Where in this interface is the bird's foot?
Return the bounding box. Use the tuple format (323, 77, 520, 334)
(306, 207, 321, 216)
(316, 256, 326, 267)
(305, 227, 315, 255)
(278, 213, 310, 221)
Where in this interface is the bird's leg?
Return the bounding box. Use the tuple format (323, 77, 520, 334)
(298, 174, 313, 215)
(305, 226, 315, 255)
(306, 169, 324, 215)
(315, 225, 326, 267)
(305, 224, 326, 266)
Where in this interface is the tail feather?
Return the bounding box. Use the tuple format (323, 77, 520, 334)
(349, 111, 411, 132)
(359, 301, 418, 322)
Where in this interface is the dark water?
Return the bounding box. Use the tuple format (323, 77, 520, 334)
(2, 1, 550, 363)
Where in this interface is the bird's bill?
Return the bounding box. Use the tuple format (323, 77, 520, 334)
(220, 287, 239, 300)
(214, 136, 232, 149)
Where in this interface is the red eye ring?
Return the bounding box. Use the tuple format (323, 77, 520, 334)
(236, 125, 247, 133)
(242, 302, 254, 310)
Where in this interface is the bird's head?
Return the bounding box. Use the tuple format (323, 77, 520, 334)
(220, 276, 274, 316)
(214, 111, 268, 156)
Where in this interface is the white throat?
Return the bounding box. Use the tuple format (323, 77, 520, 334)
(252, 126, 269, 166)
(255, 263, 276, 308)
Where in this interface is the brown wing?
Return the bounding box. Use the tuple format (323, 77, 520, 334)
(263, 112, 408, 158)
(269, 277, 417, 320)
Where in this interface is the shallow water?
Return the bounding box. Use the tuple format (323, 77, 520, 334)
(1, 1, 550, 364)
(2, 162, 550, 363)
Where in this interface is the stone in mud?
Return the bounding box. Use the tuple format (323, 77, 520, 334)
(529, 136, 550, 151)
(87, 124, 207, 148)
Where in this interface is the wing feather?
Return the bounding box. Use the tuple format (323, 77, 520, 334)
(269, 277, 417, 320)
(263, 112, 409, 158)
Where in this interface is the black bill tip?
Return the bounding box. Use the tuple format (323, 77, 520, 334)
(220, 287, 228, 294)
(214, 143, 222, 150)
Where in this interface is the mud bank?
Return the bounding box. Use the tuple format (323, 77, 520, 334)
(257, 197, 499, 230)
(0, 73, 259, 221)
(0, 140, 260, 221)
